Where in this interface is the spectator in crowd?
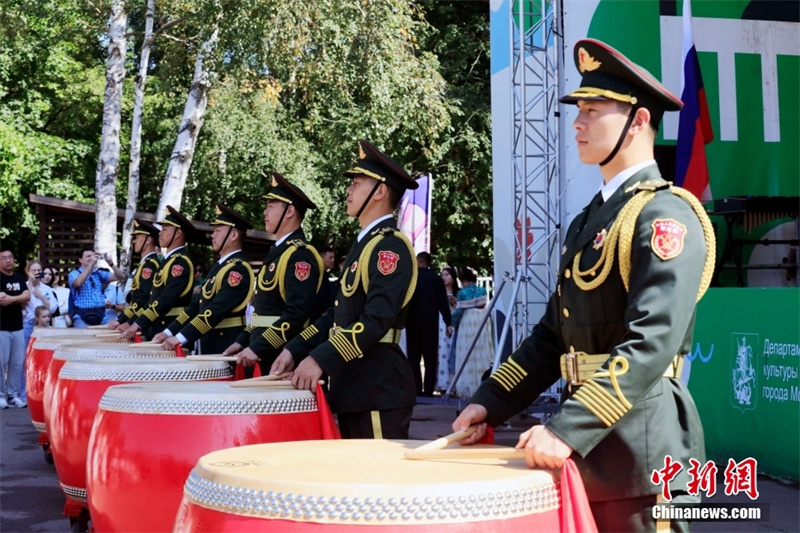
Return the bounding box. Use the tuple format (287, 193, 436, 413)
(190, 262, 207, 305)
(436, 265, 460, 392)
(0, 249, 30, 409)
(103, 279, 127, 324)
(42, 266, 71, 327)
(451, 266, 493, 399)
(33, 305, 52, 328)
(68, 249, 126, 327)
(406, 252, 452, 397)
(23, 260, 58, 338)
(309, 245, 337, 321)
(21, 260, 58, 402)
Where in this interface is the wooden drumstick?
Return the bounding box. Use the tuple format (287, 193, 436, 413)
(404, 447, 526, 461)
(185, 355, 239, 362)
(412, 426, 478, 452)
(93, 333, 125, 338)
(229, 378, 325, 389)
(130, 341, 163, 347)
(87, 325, 113, 330)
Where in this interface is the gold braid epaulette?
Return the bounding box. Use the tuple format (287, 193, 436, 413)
(572, 182, 716, 302)
(341, 228, 418, 308)
(257, 241, 322, 299)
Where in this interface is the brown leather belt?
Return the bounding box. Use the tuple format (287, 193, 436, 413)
(560, 352, 684, 386)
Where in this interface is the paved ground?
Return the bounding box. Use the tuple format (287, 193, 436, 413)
(1, 402, 798, 532)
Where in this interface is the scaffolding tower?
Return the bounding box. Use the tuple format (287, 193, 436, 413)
(508, 0, 565, 417)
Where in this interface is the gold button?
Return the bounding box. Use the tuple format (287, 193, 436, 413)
(569, 345, 575, 353)
(334, 300, 339, 306)
(557, 284, 561, 296)
(564, 269, 571, 279)
(563, 308, 570, 318)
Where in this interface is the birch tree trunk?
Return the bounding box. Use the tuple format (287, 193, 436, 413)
(120, 0, 155, 275)
(154, 27, 219, 221)
(94, 0, 127, 265)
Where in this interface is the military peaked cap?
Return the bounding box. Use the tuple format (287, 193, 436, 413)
(343, 140, 418, 192)
(263, 172, 317, 213)
(132, 218, 160, 239)
(159, 206, 197, 235)
(212, 203, 253, 231)
(560, 39, 683, 114)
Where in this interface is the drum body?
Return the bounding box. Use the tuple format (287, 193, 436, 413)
(42, 344, 169, 446)
(27, 336, 127, 440)
(48, 358, 232, 507)
(87, 382, 337, 533)
(174, 440, 562, 533)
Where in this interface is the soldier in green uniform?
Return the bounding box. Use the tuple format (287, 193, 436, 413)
(272, 140, 419, 440)
(109, 219, 161, 330)
(453, 39, 715, 532)
(154, 203, 255, 354)
(119, 206, 198, 341)
(224, 173, 322, 376)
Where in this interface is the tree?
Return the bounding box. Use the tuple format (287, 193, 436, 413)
(0, 0, 104, 258)
(120, 0, 155, 275)
(95, 0, 128, 264)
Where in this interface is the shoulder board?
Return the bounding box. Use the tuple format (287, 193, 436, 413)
(289, 239, 307, 248)
(625, 178, 670, 194)
(370, 227, 396, 237)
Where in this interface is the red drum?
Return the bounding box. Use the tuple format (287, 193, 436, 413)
(49, 358, 233, 508)
(87, 382, 339, 533)
(42, 344, 172, 448)
(174, 440, 562, 533)
(27, 336, 129, 451)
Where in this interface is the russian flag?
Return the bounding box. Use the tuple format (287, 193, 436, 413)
(675, 0, 714, 203)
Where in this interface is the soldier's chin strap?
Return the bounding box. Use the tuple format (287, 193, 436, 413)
(165, 227, 179, 250)
(599, 107, 638, 167)
(272, 204, 290, 237)
(215, 226, 234, 255)
(354, 180, 382, 220)
(134, 236, 146, 256)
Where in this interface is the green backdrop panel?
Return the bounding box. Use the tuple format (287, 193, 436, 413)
(689, 288, 800, 480)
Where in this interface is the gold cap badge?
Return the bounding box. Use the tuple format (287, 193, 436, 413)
(215, 205, 222, 215)
(271, 176, 278, 187)
(358, 145, 366, 159)
(578, 47, 601, 73)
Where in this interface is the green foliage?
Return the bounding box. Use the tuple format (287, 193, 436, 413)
(1, 0, 495, 274)
(0, 0, 104, 256)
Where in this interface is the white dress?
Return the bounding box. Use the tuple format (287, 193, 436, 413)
(435, 313, 452, 391)
(452, 288, 494, 399)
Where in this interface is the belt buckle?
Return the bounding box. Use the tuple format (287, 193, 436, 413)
(565, 351, 583, 386)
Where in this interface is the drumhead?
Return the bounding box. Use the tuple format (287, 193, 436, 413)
(52, 344, 171, 362)
(99, 382, 317, 415)
(30, 328, 99, 340)
(184, 440, 559, 525)
(58, 358, 232, 382)
(33, 337, 131, 350)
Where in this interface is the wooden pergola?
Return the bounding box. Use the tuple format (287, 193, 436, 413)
(29, 194, 274, 273)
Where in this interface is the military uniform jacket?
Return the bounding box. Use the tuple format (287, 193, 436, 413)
(120, 252, 161, 324)
(472, 165, 712, 502)
(234, 230, 322, 363)
(166, 251, 254, 344)
(134, 248, 194, 333)
(286, 218, 418, 413)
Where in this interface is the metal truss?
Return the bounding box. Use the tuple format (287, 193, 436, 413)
(509, 0, 564, 347)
